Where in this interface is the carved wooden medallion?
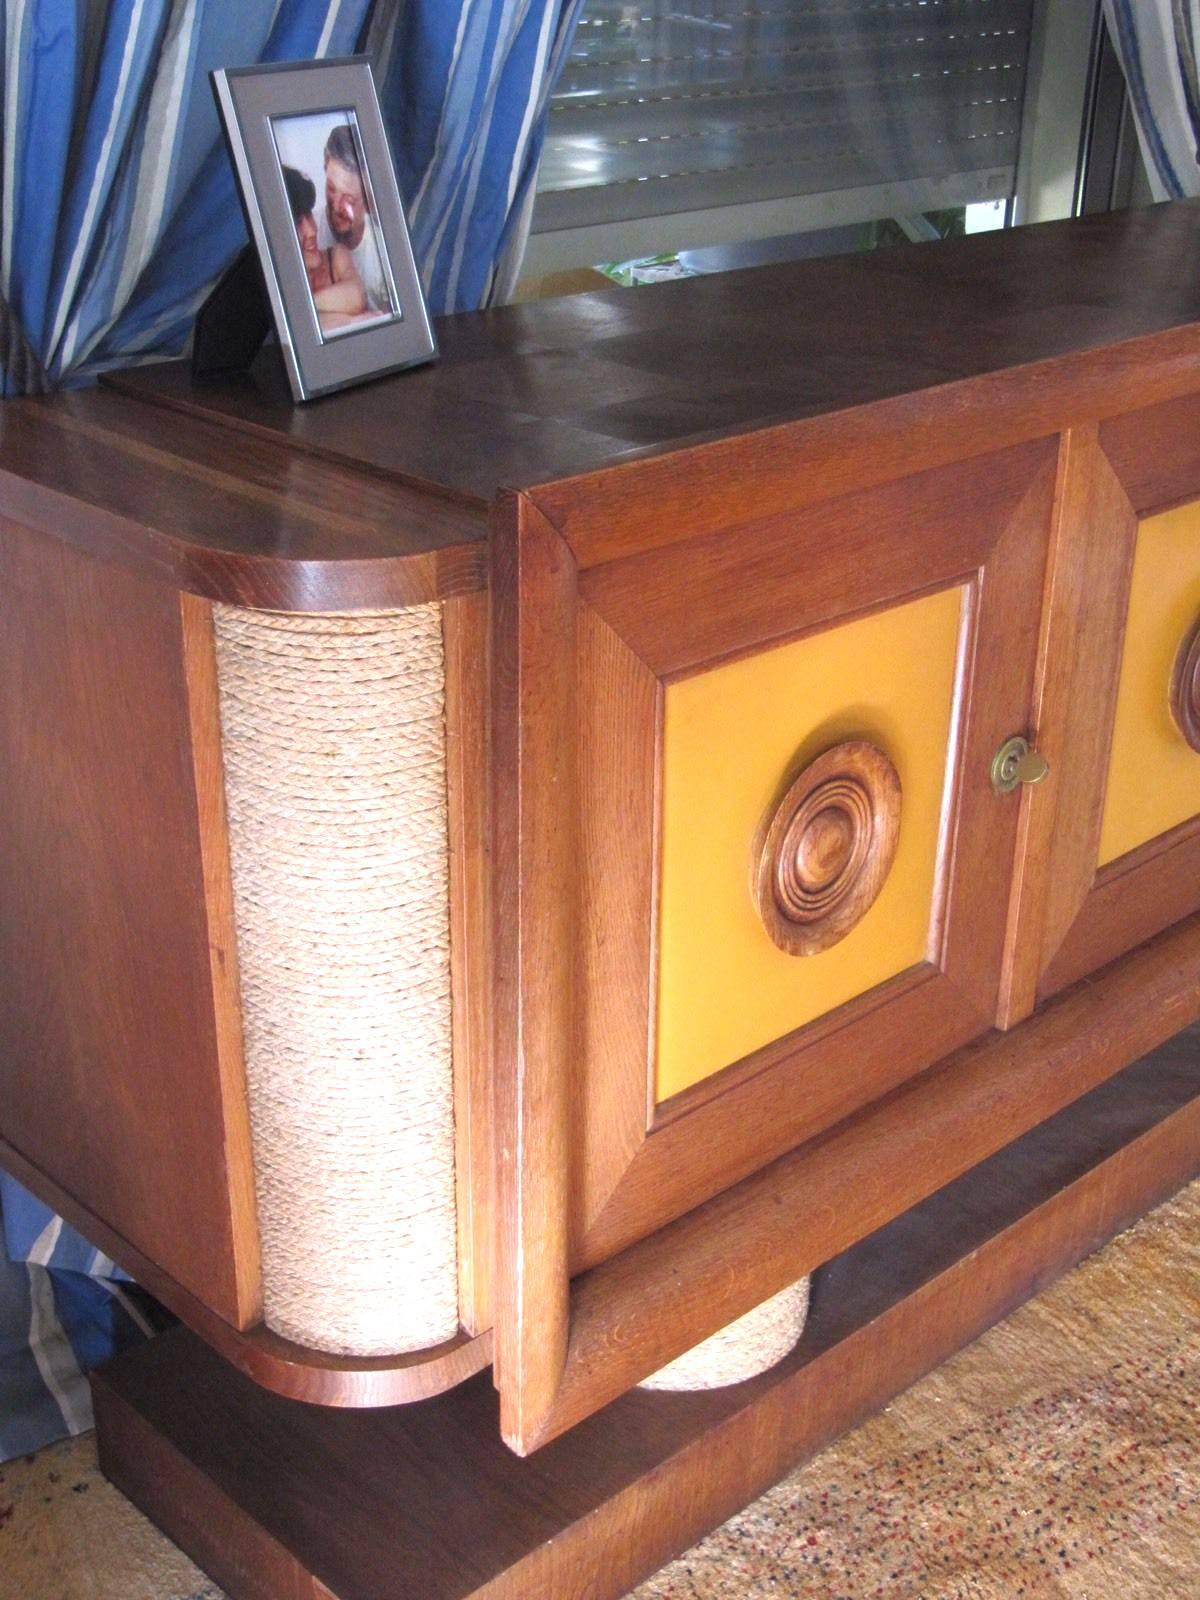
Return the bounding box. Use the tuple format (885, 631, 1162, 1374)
(1170, 618, 1200, 754)
(753, 741, 902, 956)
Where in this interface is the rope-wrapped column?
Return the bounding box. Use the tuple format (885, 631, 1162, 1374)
(213, 605, 457, 1357)
(640, 1278, 810, 1390)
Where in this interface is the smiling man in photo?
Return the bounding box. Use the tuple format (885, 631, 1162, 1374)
(319, 122, 392, 317)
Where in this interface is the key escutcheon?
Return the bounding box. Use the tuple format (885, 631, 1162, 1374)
(991, 735, 1050, 796)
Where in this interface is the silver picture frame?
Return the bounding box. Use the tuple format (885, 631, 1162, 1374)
(211, 57, 436, 402)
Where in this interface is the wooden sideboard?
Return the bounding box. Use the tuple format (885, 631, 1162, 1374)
(1, 200, 1199, 1597)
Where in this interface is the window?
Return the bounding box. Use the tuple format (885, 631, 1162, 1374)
(531, 0, 1040, 270)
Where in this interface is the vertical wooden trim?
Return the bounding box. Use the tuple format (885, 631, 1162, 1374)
(1038, 437, 1138, 971)
(998, 428, 1138, 1023)
(998, 429, 1079, 1026)
(444, 590, 494, 1335)
(178, 592, 263, 1328)
(491, 492, 578, 1452)
(929, 451, 1056, 1026)
(572, 606, 660, 1260)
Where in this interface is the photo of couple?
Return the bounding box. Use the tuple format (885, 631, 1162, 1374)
(271, 109, 398, 340)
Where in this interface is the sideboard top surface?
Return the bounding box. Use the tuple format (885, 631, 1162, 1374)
(1, 200, 1198, 609)
(110, 199, 1200, 500)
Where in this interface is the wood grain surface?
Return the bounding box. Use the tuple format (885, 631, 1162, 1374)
(997, 426, 1137, 1023)
(1019, 403, 1200, 1001)
(1041, 817, 1200, 996)
(0, 200, 1184, 618)
(112, 202, 1200, 515)
(0, 519, 260, 1326)
(92, 1028, 1200, 1600)
(488, 402, 1064, 1448)
(0, 1133, 493, 1407)
(752, 740, 902, 957)
(503, 438, 1057, 1299)
(177, 594, 262, 1322)
(1098, 388, 1200, 516)
(490, 493, 576, 1439)
(4, 201, 1200, 1450)
(0, 390, 487, 612)
(530, 912, 1200, 1447)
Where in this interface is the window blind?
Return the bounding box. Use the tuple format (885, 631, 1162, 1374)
(533, 0, 1036, 234)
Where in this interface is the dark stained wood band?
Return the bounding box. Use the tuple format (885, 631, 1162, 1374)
(0, 205, 1196, 613)
(116, 201, 1200, 526)
(530, 328, 1200, 574)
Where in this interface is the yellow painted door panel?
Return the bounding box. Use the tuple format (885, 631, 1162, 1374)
(1098, 500, 1200, 868)
(656, 583, 964, 1104)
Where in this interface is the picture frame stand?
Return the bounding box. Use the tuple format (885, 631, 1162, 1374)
(192, 246, 273, 380)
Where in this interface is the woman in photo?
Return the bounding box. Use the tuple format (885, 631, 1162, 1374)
(282, 164, 368, 334)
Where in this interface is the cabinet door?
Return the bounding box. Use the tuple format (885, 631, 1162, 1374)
(1010, 397, 1200, 1006)
(491, 432, 1055, 1449)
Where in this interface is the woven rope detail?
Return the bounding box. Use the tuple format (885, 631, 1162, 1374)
(213, 605, 458, 1357)
(639, 1277, 810, 1391)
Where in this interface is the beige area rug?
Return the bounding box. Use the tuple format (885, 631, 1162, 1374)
(2, 1180, 1197, 1600)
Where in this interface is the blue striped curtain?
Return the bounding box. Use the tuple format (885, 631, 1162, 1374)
(1103, 0, 1200, 199)
(0, 0, 585, 396)
(368, 0, 586, 314)
(0, 1190, 168, 1458)
(0, 0, 375, 395)
(1, 0, 584, 1460)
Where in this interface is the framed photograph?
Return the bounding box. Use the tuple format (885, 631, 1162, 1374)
(211, 57, 436, 402)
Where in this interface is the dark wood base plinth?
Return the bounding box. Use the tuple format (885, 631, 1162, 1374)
(93, 1037, 1200, 1600)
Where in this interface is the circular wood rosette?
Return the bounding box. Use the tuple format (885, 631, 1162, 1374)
(754, 741, 902, 956)
(1170, 618, 1200, 754)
